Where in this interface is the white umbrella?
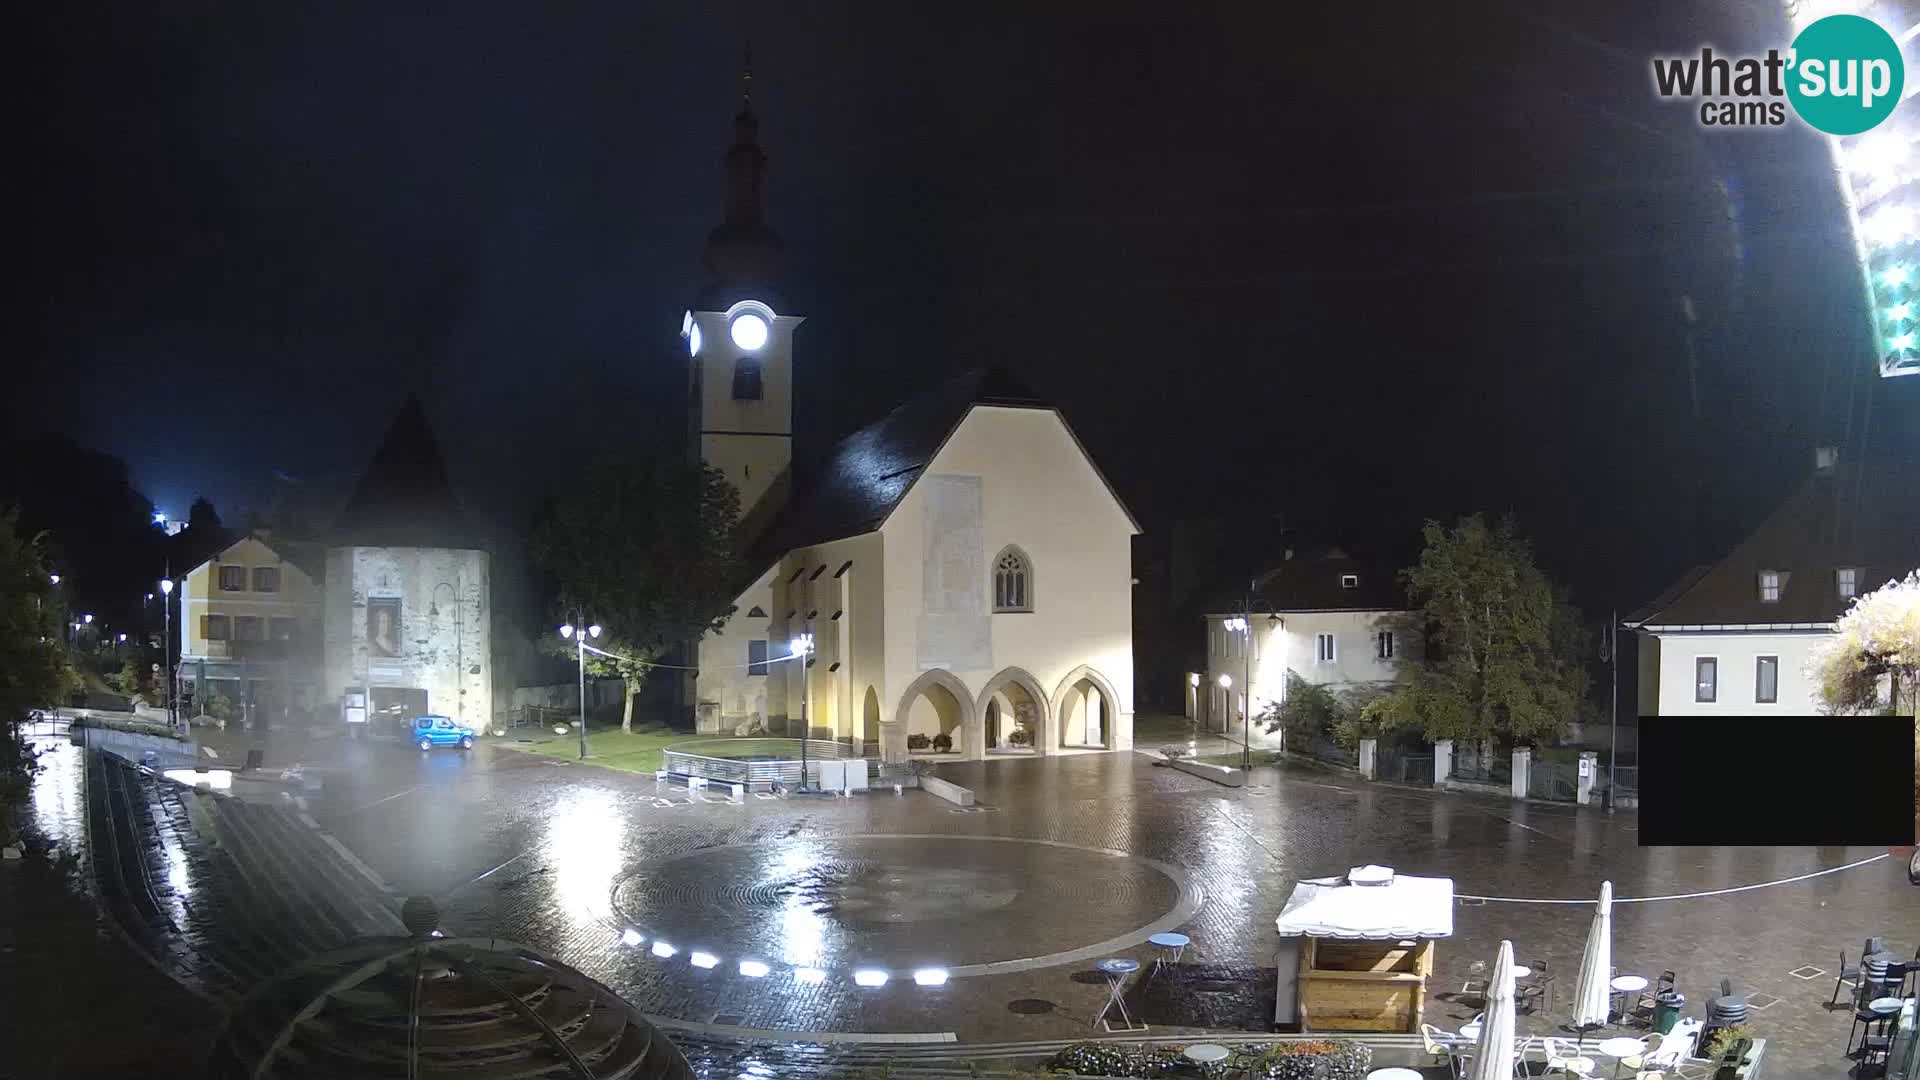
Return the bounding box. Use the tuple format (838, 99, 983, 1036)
(1571, 880, 1614, 1029)
(1465, 940, 1518, 1080)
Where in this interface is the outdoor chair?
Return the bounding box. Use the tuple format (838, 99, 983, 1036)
(1517, 959, 1554, 1015)
(1622, 1019, 1702, 1075)
(1831, 950, 1864, 1005)
(1541, 1036, 1590, 1076)
(1635, 970, 1675, 1026)
(1421, 1023, 1464, 1080)
(1462, 959, 1488, 1001)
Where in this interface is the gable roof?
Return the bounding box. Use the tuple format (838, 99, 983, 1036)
(1201, 549, 1410, 616)
(747, 367, 1137, 563)
(188, 533, 320, 585)
(329, 397, 482, 551)
(1628, 460, 1920, 628)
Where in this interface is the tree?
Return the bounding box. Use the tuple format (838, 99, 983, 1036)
(1810, 570, 1920, 717)
(1, 506, 78, 837)
(531, 458, 741, 732)
(1362, 514, 1588, 745)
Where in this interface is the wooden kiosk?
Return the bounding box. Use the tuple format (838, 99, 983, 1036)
(1272, 865, 1453, 1033)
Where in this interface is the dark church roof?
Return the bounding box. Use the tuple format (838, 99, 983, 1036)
(747, 367, 1132, 564)
(1627, 459, 1920, 627)
(329, 397, 482, 551)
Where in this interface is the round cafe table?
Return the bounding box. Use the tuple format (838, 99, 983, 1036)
(1093, 958, 1141, 1031)
(1183, 1043, 1230, 1064)
(1366, 1070, 1423, 1080)
(1460, 1020, 1482, 1042)
(1610, 974, 1649, 1023)
(1596, 1036, 1647, 1079)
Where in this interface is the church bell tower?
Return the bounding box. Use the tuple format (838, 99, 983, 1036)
(684, 56, 800, 544)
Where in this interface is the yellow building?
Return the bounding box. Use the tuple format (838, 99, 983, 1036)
(179, 534, 323, 724)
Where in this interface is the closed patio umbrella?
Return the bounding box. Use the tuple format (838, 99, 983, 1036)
(1465, 940, 1518, 1080)
(1571, 880, 1614, 1029)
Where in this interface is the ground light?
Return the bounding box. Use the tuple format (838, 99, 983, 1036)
(620, 928, 643, 946)
(738, 960, 770, 978)
(912, 968, 949, 986)
(853, 969, 888, 987)
(689, 951, 718, 969)
(650, 941, 676, 958)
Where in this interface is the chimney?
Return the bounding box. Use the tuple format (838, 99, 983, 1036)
(1813, 447, 1839, 475)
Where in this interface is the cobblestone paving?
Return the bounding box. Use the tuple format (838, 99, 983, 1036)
(28, 726, 1920, 1078)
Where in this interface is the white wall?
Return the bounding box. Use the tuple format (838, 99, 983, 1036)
(882, 405, 1136, 758)
(321, 547, 492, 730)
(1202, 609, 1413, 732)
(1644, 630, 1827, 715)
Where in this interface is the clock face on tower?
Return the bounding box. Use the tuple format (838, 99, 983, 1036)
(729, 311, 769, 351)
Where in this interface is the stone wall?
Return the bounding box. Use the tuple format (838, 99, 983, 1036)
(322, 546, 493, 729)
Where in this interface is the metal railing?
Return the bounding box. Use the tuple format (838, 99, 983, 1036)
(1376, 749, 1434, 784)
(662, 738, 853, 786)
(1528, 761, 1578, 802)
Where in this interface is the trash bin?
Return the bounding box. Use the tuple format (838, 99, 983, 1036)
(1654, 991, 1684, 1034)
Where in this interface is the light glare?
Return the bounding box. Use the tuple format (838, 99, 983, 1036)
(1218, 673, 1232, 688)
(738, 960, 770, 978)
(651, 941, 677, 958)
(690, 951, 719, 969)
(559, 624, 574, 639)
(621, 928, 643, 946)
(912, 968, 949, 986)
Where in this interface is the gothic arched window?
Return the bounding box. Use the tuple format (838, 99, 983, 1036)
(992, 546, 1033, 613)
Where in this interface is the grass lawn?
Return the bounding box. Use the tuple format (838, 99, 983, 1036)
(493, 723, 682, 775)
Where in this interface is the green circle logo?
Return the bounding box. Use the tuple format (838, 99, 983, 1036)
(1788, 14, 1904, 135)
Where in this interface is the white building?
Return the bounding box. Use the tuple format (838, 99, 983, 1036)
(1194, 550, 1419, 739)
(320, 398, 492, 735)
(683, 86, 1138, 762)
(1626, 453, 1918, 716)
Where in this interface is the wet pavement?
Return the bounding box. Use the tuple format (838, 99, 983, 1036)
(15, 726, 1920, 1078)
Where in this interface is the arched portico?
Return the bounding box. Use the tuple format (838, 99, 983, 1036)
(861, 685, 881, 757)
(894, 669, 975, 760)
(978, 666, 1049, 755)
(1051, 664, 1123, 751)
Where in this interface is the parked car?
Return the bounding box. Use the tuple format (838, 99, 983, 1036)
(412, 714, 476, 751)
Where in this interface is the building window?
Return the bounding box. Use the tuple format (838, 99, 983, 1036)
(1376, 630, 1395, 660)
(252, 567, 281, 593)
(269, 617, 296, 642)
(1315, 633, 1336, 664)
(1341, 574, 1359, 589)
(1755, 655, 1778, 704)
(1758, 571, 1782, 603)
(992, 546, 1033, 612)
(204, 614, 231, 641)
(218, 565, 246, 591)
(233, 616, 263, 642)
(747, 639, 769, 676)
(732, 357, 764, 400)
(1695, 657, 1717, 703)
(1837, 568, 1858, 599)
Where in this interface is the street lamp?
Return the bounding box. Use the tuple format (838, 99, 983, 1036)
(50, 574, 60, 585)
(791, 632, 814, 791)
(159, 578, 175, 728)
(559, 620, 601, 760)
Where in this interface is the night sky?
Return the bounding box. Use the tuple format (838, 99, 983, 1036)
(29, 2, 1920, 616)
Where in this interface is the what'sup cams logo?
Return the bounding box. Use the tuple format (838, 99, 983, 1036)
(1653, 14, 1904, 134)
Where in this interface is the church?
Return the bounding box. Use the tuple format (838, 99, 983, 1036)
(685, 79, 1138, 763)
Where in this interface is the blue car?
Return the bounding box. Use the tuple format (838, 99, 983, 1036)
(412, 714, 476, 751)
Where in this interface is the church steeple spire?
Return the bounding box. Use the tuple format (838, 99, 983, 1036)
(704, 48, 783, 285)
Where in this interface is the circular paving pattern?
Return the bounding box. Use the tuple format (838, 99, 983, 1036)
(610, 835, 1199, 977)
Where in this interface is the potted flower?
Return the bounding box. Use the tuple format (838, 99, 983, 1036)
(931, 732, 953, 753)
(1705, 1025, 1753, 1079)
(1008, 728, 1033, 747)
(907, 733, 930, 751)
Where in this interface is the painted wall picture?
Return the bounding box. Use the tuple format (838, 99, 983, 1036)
(367, 597, 403, 659)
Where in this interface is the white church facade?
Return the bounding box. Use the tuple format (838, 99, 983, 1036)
(683, 81, 1137, 762)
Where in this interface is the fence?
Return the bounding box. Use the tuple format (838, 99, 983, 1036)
(1527, 761, 1579, 802)
(1452, 743, 1511, 784)
(1375, 747, 1434, 784)
(662, 737, 852, 786)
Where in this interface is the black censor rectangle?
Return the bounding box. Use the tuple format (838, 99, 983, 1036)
(1638, 717, 1916, 847)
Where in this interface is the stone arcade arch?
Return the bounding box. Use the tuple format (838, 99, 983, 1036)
(977, 666, 1049, 755)
(1051, 664, 1122, 751)
(893, 669, 975, 760)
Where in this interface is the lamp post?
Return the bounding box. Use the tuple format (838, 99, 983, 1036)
(159, 577, 176, 729)
(1605, 609, 1618, 816)
(791, 631, 815, 791)
(559, 619, 602, 760)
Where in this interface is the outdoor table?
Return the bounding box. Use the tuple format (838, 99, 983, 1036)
(1366, 1069, 1422, 1080)
(1094, 957, 1143, 1031)
(1459, 1020, 1482, 1041)
(1610, 974, 1649, 1023)
(1596, 1035, 1646, 1079)
(1183, 1043, 1230, 1064)
(1150, 931, 1191, 973)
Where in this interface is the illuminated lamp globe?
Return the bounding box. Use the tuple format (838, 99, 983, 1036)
(1217, 674, 1232, 689)
(559, 624, 574, 639)
(587, 624, 602, 639)
(729, 312, 769, 351)
(159, 579, 173, 596)
(687, 322, 703, 357)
